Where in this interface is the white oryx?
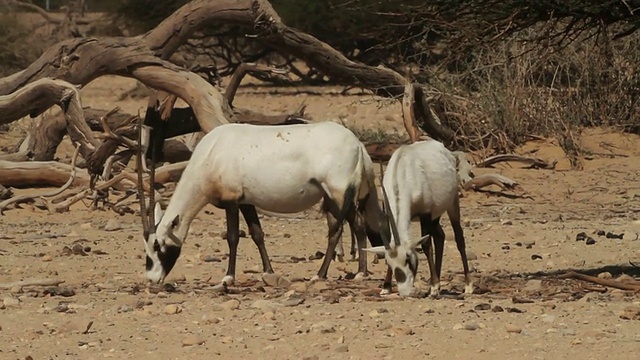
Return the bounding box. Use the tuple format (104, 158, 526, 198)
(365, 139, 473, 297)
(138, 121, 389, 285)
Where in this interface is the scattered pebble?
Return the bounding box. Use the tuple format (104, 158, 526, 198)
(220, 299, 240, 311)
(524, 279, 543, 292)
(598, 272, 613, 279)
(464, 322, 479, 331)
(505, 324, 522, 333)
(261, 273, 291, 288)
(182, 335, 205, 346)
(474, 303, 491, 311)
(3, 296, 20, 308)
(104, 219, 121, 232)
(309, 321, 335, 334)
(540, 314, 555, 323)
(586, 237, 597, 245)
(334, 344, 349, 353)
(164, 304, 182, 315)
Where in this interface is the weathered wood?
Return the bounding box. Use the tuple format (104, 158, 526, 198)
(476, 154, 557, 169)
(463, 173, 519, 191)
(0, 160, 90, 187)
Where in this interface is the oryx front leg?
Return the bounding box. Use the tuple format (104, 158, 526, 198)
(222, 204, 241, 286)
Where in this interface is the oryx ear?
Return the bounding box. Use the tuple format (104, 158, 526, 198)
(363, 246, 387, 256)
(413, 234, 431, 248)
(154, 202, 164, 225)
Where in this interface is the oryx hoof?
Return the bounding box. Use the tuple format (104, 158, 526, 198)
(379, 288, 391, 296)
(354, 272, 367, 281)
(221, 275, 235, 286)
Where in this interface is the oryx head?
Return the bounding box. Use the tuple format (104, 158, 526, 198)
(137, 123, 181, 284)
(364, 163, 429, 296)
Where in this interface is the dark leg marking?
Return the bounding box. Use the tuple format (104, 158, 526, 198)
(240, 204, 274, 274)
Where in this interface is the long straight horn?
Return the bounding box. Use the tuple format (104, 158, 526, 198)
(379, 162, 402, 247)
(137, 120, 149, 236)
(147, 124, 157, 232)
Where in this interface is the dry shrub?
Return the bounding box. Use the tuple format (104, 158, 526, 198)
(425, 24, 640, 166)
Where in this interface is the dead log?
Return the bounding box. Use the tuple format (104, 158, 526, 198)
(476, 154, 557, 169)
(0, 146, 80, 213)
(559, 271, 640, 291)
(0, 278, 65, 289)
(0, 0, 454, 145)
(0, 160, 90, 188)
(463, 173, 519, 191)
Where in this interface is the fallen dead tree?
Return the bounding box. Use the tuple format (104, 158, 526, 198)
(0, 0, 557, 214)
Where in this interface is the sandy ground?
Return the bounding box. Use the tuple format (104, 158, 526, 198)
(1, 76, 640, 360)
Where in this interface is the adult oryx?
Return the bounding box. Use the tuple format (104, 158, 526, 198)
(138, 121, 389, 286)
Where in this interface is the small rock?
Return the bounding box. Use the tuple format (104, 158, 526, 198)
(492, 306, 504, 312)
(524, 279, 543, 292)
(202, 255, 221, 263)
(262, 273, 282, 287)
(474, 303, 491, 311)
(605, 231, 623, 239)
(453, 323, 464, 330)
(9, 286, 22, 294)
(466, 251, 478, 261)
(531, 254, 543, 260)
(334, 344, 349, 353)
(164, 304, 182, 314)
(289, 282, 307, 293)
(41, 255, 53, 262)
(3, 296, 20, 307)
(280, 297, 304, 307)
(501, 220, 513, 225)
(44, 286, 75, 297)
(251, 299, 280, 312)
(220, 299, 240, 310)
(104, 219, 121, 232)
(390, 325, 414, 336)
(586, 237, 596, 245)
(576, 232, 587, 241)
(201, 312, 220, 324)
(597, 272, 613, 279)
(505, 324, 522, 333)
(182, 335, 205, 346)
(309, 321, 335, 334)
(309, 251, 325, 260)
(464, 322, 479, 331)
(261, 311, 276, 321)
(540, 314, 555, 323)
(524, 240, 536, 248)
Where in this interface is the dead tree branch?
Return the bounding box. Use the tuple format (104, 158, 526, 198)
(0, 145, 80, 214)
(559, 271, 640, 291)
(476, 154, 558, 169)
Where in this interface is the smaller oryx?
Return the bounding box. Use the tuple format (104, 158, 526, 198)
(138, 121, 388, 286)
(365, 139, 473, 297)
